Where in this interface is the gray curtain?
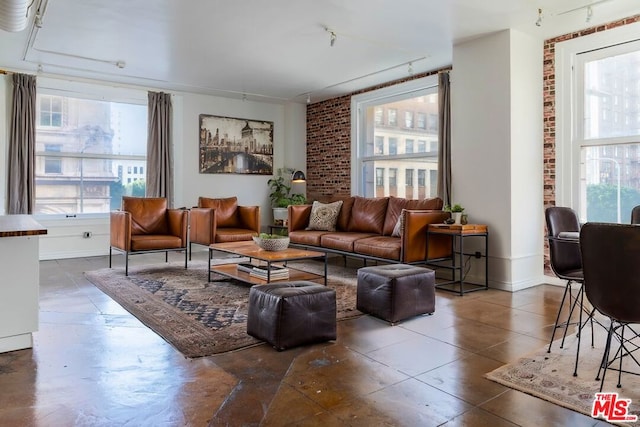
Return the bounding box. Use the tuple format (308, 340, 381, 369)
(7, 73, 36, 214)
(146, 91, 174, 206)
(437, 71, 451, 207)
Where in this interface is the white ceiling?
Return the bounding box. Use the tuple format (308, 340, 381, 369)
(0, 0, 639, 104)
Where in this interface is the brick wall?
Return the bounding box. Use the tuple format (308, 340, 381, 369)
(305, 68, 448, 202)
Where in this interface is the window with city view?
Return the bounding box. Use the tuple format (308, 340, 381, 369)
(577, 40, 640, 223)
(35, 94, 147, 215)
(353, 77, 439, 198)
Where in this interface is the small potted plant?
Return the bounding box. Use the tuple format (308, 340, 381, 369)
(444, 203, 465, 225)
(268, 169, 307, 225)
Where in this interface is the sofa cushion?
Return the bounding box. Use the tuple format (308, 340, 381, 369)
(333, 197, 354, 231)
(307, 200, 343, 231)
(289, 229, 330, 246)
(348, 196, 389, 234)
(320, 232, 377, 252)
(199, 196, 239, 227)
(353, 236, 402, 262)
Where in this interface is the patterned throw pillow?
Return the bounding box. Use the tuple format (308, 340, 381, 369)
(391, 209, 406, 237)
(307, 200, 344, 231)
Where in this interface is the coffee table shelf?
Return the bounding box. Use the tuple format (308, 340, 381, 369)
(209, 241, 327, 285)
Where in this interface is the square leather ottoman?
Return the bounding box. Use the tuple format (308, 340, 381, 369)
(247, 281, 337, 351)
(357, 264, 435, 324)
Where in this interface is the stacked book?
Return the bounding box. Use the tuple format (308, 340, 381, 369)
(237, 263, 290, 281)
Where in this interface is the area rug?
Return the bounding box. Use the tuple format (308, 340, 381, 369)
(485, 333, 640, 426)
(84, 259, 361, 358)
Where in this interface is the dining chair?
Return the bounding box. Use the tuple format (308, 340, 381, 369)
(545, 206, 594, 376)
(580, 222, 640, 391)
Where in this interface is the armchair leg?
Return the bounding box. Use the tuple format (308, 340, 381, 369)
(165, 252, 169, 263)
(184, 248, 188, 269)
(125, 252, 129, 276)
(189, 242, 192, 261)
(109, 247, 112, 268)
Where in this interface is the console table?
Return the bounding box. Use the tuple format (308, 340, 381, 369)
(0, 215, 47, 353)
(426, 223, 489, 296)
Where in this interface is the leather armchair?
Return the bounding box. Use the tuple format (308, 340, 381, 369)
(189, 196, 260, 258)
(110, 196, 189, 275)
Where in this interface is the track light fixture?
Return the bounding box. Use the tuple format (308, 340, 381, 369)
(408, 62, 414, 75)
(325, 27, 337, 47)
(535, 8, 543, 27)
(586, 5, 593, 22)
(306, 94, 311, 104)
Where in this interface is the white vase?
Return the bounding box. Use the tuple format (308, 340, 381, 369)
(452, 212, 463, 225)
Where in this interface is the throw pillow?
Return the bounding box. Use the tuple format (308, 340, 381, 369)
(391, 209, 406, 237)
(307, 200, 343, 231)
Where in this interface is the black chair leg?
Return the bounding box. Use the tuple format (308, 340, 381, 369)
(109, 246, 112, 268)
(125, 252, 129, 276)
(596, 323, 615, 392)
(548, 280, 572, 353)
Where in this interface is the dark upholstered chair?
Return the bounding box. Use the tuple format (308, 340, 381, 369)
(631, 205, 640, 224)
(545, 206, 593, 376)
(189, 196, 260, 258)
(580, 222, 640, 391)
(110, 197, 189, 275)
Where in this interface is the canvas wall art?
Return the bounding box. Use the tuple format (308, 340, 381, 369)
(199, 114, 273, 174)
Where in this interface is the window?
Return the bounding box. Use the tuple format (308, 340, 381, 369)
(388, 108, 397, 126)
(353, 76, 439, 199)
(389, 168, 397, 187)
(557, 32, 640, 223)
(374, 107, 383, 125)
(134, 166, 138, 174)
(416, 113, 426, 129)
(44, 144, 62, 174)
(405, 169, 414, 186)
(127, 166, 132, 173)
(376, 168, 384, 186)
(418, 169, 426, 186)
(404, 111, 413, 128)
(35, 91, 147, 215)
(405, 139, 414, 153)
(39, 95, 63, 127)
(389, 138, 398, 155)
(375, 136, 384, 155)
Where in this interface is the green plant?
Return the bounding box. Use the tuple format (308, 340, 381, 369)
(268, 172, 307, 207)
(258, 232, 288, 239)
(444, 203, 464, 213)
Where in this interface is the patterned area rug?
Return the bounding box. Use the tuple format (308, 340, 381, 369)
(85, 259, 361, 358)
(485, 332, 640, 426)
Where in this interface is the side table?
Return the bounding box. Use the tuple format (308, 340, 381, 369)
(426, 223, 489, 296)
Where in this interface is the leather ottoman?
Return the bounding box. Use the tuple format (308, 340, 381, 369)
(357, 264, 435, 324)
(247, 281, 337, 351)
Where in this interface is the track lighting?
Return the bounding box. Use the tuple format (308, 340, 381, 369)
(325, 27, 336, 47)
(306, 94, 311, 104)
(535, 8, 543, 27)
(408, 62, 414, 75)
(586, 6, 593, 23)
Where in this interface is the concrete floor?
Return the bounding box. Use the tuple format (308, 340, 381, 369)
(0, 252, 610, 426)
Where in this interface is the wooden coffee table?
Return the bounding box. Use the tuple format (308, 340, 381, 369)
(208, 241, 327, 285)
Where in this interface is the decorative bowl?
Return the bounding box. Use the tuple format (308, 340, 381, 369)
(252, 235, 290, 251)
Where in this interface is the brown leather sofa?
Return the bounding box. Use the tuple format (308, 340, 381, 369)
(110, 196, 189, 275)
(189, 196, 260, 257)
(288, 196, 452, 264)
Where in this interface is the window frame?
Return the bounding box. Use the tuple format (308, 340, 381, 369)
(350, 76, 439, 196)
(556, 22, 640, 221)
(34, 79, 148, 220)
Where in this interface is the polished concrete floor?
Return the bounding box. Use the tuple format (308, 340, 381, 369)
(0, 253, 610, 426)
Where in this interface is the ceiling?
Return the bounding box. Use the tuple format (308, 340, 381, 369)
(0, 0, 639, 104)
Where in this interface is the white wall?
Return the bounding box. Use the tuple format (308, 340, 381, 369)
(0, 74, 307, 259)
(452, 29, 544, 291)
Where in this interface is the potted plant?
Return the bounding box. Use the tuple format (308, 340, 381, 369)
(444, 203, 465, 225)
(268, 171, 307, 225)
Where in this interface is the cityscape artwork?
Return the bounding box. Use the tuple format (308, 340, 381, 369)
(199, 114, 274, 175)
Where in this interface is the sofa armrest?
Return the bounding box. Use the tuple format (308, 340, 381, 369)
(401, 210, 451, 263)
(189, 207, 215, 246)
(238, 205, 260, 234)
(110, 210, 131, 251)
(168, 209, 189, 245)
(288, 205, 312, 232)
